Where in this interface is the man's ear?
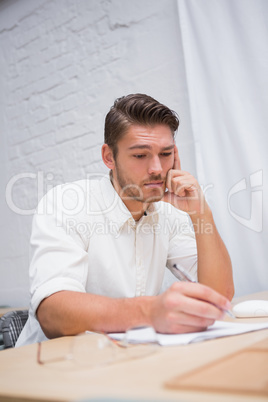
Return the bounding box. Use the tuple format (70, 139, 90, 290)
(102, 144, 115, 169)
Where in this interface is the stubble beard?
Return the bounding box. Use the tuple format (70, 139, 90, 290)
(114, 161, 165, 204)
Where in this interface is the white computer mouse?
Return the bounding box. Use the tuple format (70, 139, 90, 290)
(232, 300, 268, 318)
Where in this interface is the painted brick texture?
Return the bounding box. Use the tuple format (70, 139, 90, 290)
(0, 0, 194, 306)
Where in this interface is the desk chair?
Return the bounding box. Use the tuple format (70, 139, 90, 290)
(0, 310, 28, 349)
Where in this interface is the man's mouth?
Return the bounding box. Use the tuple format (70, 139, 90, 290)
(144, 181, 164, 188)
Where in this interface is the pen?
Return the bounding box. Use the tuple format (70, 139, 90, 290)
(172, 264, 236, 319)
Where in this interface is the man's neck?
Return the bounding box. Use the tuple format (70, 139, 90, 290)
(124, 199, 148, 221)
(116, 189, 149, 221)
(109, 172, 148, 221)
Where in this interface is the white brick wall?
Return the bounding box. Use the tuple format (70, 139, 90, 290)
(0, 0, 195, 306)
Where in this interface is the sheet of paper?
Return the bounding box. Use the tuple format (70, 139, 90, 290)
(110, 321, 268, 346)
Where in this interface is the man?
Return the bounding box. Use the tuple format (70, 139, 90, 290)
(16, 94, 234, 346)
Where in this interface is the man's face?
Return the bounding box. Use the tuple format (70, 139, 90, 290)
(112, 124, 175, 204)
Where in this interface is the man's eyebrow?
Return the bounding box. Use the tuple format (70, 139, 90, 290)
(128, 144, 152, 150)
(161, 145, 175, 151)
(128, 144, 175, 151)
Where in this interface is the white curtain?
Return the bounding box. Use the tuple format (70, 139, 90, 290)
(177, 0, 268, 296)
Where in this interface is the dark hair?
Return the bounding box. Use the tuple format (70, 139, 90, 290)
(104, 93, 179, 159)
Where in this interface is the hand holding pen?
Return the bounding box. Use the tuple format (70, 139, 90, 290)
(172, 264, 236, 319)
(150, 265, 234, 334)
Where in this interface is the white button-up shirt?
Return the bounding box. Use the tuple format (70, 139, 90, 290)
(16, 175, 197, 346)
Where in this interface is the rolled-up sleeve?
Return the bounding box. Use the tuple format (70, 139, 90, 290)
(29, 185, 89, 315)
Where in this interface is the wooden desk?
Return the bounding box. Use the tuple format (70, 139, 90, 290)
(0, 293, 267, 402)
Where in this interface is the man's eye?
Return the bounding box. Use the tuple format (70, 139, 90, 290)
(161, 152, 172, 157)
(134, 154, 146, 159)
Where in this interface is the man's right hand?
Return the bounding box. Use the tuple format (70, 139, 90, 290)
(150, 282, 232, 334)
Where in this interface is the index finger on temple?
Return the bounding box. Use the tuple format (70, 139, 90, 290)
(173, 144, 181, 170)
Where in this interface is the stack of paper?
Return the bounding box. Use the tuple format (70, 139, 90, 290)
(110, 320, 268, 346)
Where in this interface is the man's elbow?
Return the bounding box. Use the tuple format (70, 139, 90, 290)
(36, 298, 68, 339)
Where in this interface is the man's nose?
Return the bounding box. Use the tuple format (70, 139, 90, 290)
(148, 156, 163, 175)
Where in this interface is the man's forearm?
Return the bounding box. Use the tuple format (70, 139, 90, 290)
(37, 290, 154, 338)
(191, 208, 234, 300)
(37, 282, 233, 339)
